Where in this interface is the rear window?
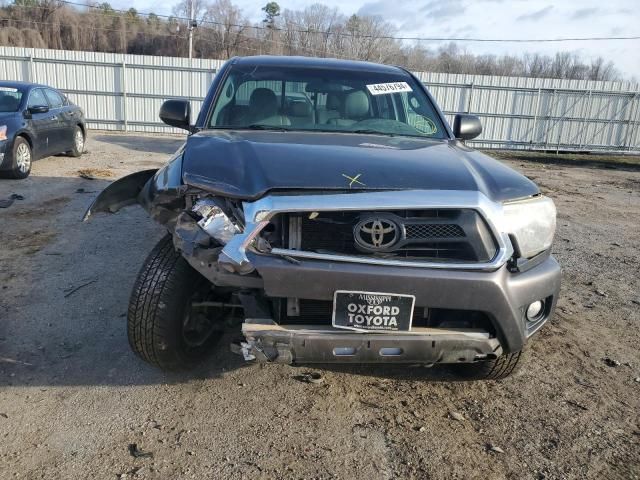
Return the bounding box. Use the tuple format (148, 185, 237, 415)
(0, 87, 23, 112)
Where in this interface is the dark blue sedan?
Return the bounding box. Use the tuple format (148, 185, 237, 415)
(0, 81, 87, 179)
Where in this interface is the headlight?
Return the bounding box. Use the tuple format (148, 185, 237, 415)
(0, 126, 7, 141)
(192, 198, 240, 245)
(503, 196, 556, 258)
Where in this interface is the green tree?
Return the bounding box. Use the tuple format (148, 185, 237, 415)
(98, 3, 113, 14)
(261, 1, 279, 28)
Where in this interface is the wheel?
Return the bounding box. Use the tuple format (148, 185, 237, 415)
(5, 136, 32, 179)
(66, 126, 85, 157)
(449, 351, 522, 380)
(127, 235, 230, 371)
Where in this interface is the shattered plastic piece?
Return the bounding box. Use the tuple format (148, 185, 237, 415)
(240, 342, 256, 361)
(603, 357, 621, 367)
(128, 443, 153, 459)
(0, 193, 24, 208)
(192, 198, 239, 245)
(173, 212, 212, 255)
(299, 372, 324, 384)
(230, 342, 243, 356)
(192, 198, 218, 217)
(488, 444, 504, 454)
(449, 411, 465, 422)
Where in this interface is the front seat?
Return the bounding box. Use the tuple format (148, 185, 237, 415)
(329, 90, 370, 127)
(246, 88, 290, 126)
(317, 93, 342, 124)
(287, 101, 313, 127)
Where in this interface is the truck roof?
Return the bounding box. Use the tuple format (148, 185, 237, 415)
(231, 55, 407, 75)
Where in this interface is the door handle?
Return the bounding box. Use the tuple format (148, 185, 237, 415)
(50, 116, 58, 120)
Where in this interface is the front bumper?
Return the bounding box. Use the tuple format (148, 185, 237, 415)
(0, 140, 7, 170)
(246, 252, 560, 356)
(242, 322, 502, 364)
(194, 250, 561, 364)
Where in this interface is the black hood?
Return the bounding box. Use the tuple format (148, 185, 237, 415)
(181, 130, 538, 202)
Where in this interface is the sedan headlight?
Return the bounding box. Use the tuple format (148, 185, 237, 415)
(503, 196, 556, 258)
(192, 198, 240, 245)
(0, 126, 7, 141)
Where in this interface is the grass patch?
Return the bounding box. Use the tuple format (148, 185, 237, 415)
(76, 168, 114, 179)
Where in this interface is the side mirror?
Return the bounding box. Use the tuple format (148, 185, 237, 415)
(159, 99, 191, 131)
(28, 105, 49, 114)
(453, 114, 482, 141)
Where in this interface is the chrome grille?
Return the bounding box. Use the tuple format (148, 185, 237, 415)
(277, 209, 498, 263)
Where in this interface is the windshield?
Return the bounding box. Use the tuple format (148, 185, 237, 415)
(0, 87, 23, 113)
(207, 65, 447, 139)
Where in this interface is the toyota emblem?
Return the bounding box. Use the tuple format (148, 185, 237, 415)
(354, 216, 400, 251)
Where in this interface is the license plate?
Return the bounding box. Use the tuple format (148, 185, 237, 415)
(332, 290, 416, 332)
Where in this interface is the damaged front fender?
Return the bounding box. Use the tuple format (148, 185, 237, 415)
(83, 148, 186, 225)
(82, 169, 158, 221)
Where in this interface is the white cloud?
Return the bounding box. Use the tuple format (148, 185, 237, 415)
(516, 5, 554, 22)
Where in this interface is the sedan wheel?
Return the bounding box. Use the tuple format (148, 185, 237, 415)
(74, 129, 84, 153)
(66, 126, 85, 157)
(15, 142, 31, 174)
(3, 136, 32, 179)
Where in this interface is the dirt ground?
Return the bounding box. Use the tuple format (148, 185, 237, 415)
(0, 132, 638, 480)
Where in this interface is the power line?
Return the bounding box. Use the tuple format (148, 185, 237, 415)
(52, 0, 640, 44)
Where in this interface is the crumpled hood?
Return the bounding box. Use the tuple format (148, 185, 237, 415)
(181, 130, 538, 202)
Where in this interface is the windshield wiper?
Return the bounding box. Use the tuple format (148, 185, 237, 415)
(350, 129, 395, 137)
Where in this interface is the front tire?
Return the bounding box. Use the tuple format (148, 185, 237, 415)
(66, 126, 85, 157)
(449, 351, 522, 380)
(127, 235, 227, 371)
(4, 136, 32, 179)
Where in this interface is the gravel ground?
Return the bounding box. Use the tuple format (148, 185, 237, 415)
(0, 132, 638, 479)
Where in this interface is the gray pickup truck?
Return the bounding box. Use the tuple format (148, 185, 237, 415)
(85, 56, 560, 380)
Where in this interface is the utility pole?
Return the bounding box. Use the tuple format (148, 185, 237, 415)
(188, 0, 196, 59)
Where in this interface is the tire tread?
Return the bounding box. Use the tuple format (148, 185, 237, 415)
(127, 235, 201, 370)
(451, 351, 522, 381)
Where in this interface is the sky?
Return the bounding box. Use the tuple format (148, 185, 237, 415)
(110, 0, 640, 79)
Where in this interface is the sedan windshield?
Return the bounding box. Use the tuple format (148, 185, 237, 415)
(208, 65, 447, 139)
(0, 87, 23, 113)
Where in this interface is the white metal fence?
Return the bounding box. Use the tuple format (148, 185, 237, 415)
(1, 46, 638, 152)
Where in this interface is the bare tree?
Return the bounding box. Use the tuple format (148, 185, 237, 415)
(204, 0, 248, 58)
(0, 0, 625, 81)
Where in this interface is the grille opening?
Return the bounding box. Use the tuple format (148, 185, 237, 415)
(270, 209, 498, 263)
(405, 223, 465, 239)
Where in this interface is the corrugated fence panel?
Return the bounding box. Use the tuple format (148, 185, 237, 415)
(0, 46, 638, 151)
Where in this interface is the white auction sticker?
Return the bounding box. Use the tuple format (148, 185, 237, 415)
(366, 82, 413, 95)
(0, 87, 18, 92)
